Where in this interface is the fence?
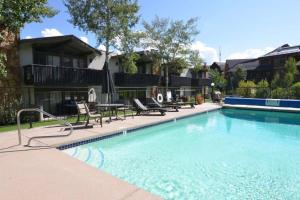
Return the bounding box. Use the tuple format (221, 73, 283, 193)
(227, 86, 298, 100)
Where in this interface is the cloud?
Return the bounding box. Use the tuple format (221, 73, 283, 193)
(25, 36, 32, 39)
(41, 28, 63, 37)
(98, 44, 107, 51)
(227, 47, 274, 59)
(79, 36, 89, 44)
(190, 41, 219, 65)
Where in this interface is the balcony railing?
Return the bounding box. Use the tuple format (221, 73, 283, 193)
(169, 75, 192, 87)
(169, 75, 212, 87)
(23, 64, 105, 87)
(192, 78, 212, 87)
(114, 72, 161, 87)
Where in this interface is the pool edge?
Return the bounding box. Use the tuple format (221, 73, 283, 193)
(57, 107, 221, 150)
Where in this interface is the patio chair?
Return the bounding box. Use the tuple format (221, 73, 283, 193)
(165, 90, 195, 108)
(76, 102, 102, 127)
(147, 97, 179, 112)
(133, 99, 167, 116)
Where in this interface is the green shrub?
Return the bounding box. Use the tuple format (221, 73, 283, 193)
(256, 79, 270, 98)
(291, 82, 300, 99)
(236, 80, 256, 98)
(271, 87, 289, 99)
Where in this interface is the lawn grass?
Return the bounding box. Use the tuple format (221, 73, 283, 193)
(0, 110, 136, 133)
(0, 116, 78, 133)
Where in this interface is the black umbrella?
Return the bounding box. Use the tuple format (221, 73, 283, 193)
(103, 61, 116, 121)
(103, 61, 116, 100)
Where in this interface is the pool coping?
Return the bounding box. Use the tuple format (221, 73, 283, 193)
(57, 106, 221, 150)
(223, 104, 300, 113)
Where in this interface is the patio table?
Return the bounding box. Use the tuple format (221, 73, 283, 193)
(95, 103, 125, 123)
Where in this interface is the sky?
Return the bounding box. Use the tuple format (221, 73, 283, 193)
(21, 0, 300, 64)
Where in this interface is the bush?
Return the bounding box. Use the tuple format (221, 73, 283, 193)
(271, 87, 289, 99)
(236, 80, 256, 98)
(291, 82, 300, 99)
(256, 79, 270, 98)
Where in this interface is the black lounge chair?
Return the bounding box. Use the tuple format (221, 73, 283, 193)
(133, 99, 167, 116)
(147, 97, 179, 112)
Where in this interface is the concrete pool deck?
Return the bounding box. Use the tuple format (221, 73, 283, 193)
(0, 103, 221, 200)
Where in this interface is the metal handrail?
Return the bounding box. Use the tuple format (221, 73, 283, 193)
(17, 108, 73, 147)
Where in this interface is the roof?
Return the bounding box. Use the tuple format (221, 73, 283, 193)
(228, 59, 259, 72)
(261, 44, 300, 58)
(226, 59, 253, 70)
(210, 62, 225, 71)
(20, 35, 101, 55)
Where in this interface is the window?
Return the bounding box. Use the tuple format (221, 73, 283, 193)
(79, 59, 86, 68)
(53, 56, 60, 67)
(62, 57, 72, 67)
(73, 58, 78, 68)
(34, 52, 47, 65)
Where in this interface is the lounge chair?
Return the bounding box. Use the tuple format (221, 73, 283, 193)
(147, 97, 179, 112)
(76, 102, 102, 127)
(165, 91, 195, 108)
(133, 99, 167, 116)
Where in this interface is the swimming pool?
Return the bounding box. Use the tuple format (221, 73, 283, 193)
(63, 109, 300, 199)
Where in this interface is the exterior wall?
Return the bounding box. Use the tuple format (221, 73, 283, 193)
(87, 53, 105, 70)
(180, 68, 192, 78)
(19, 43, 33, 66)
(108, 56, 122, 75)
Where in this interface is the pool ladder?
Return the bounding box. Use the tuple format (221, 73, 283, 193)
(17, 108, 73, 147)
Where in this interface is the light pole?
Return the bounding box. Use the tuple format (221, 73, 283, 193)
(211, 82, 215, 102)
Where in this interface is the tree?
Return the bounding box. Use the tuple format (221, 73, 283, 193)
(118, 31, 143, 74)
(271, 57, 298, 89)
(291, 82, 300, 99)
(189, 50, 204, 73)
(0, 0, 56, 124)
(230, 67, 247, 90)
(283, 57, 298, 87)
(236, 80, 256, 98)
(256, 79, 269, 98)
(65, 0, 139, 64)
(143, 16, 199, 89)
(0, 0, 57, 78)
(208, 69, 227, 91)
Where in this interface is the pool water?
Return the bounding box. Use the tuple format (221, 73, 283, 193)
(63, 109, 300, 199)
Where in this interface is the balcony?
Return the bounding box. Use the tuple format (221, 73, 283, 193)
(114, 72, 161, 87)
(23, 64, 105, 87)
(192, 78, 212, 87)
(169, 75, 192, 87)
(169, 75, 212, 87)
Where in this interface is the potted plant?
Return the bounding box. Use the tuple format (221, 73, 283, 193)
(196, 93, 204, 104)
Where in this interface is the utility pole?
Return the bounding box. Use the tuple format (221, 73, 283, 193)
(219, 46, 222, 62)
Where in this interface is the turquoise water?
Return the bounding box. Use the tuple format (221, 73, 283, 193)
(63, 109, 300, 199)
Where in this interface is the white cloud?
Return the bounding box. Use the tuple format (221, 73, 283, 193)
(41, 28, 63, 37)
(25, 36, 32, 39)
(79, 36, 89, 44)
(227, 47, 274, 59)
(190, 41, 218, 65)
(98, 44, 107, 51)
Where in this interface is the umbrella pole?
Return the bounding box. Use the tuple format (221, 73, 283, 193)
(106, 61, 112, 123)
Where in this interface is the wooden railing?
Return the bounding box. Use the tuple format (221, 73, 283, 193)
(23, 64, 105, 87)
(114, 72, 161, 87)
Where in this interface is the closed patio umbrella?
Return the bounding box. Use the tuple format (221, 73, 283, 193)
(103, 61, 116, 121)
